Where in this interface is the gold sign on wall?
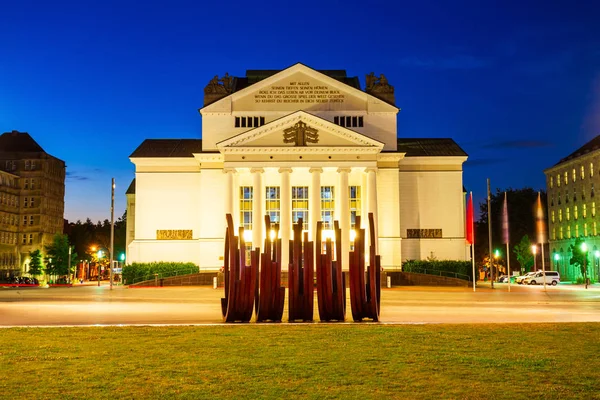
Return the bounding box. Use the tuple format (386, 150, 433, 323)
(156, 230, 193, 240)
(407, 229, 443, 239)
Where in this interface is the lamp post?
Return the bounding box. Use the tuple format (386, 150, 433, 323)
(595, 250, 600, 283)
(110, 178, 115, 291)
(119, 253, 125, 284)
(494, 249, 500, 282)
(531, 245, 537, 272)
(97, 250, 103, 287)
(554, 253, 560, 277)
(581, 242, 588, 289)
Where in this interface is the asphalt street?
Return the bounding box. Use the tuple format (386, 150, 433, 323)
(1, 282, 599, 326)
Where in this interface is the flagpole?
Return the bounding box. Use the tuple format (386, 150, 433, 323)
(503, 192, 510, 292)
(471, 244, 476, 292)
(487, 179, 494, 288)
(538, 192, 547, 292)
(506, 242, 511, 292)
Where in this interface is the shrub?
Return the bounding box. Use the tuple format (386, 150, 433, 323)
(123, 262, 199, 284)
(402, 260, 473, 281)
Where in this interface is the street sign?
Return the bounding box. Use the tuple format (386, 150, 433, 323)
(113, 268, 122, 274)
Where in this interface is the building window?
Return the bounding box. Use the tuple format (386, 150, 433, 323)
(581, 165, 585, 180)
(584, 223, 588, 236)
(550, 177, 553, 188)
(23, 197, 28, 208)
(30, 179, 35, 190)
(292, 186, 309, 231)
(573, 188, 577, 201)
(559, 226, 563, 239)
(583, 204, 587, 218)
(31, 160, 36, 170)
(23, 216, 27, 226)
(572, 168, 576, 182)
(566, 207, 570, 221)
(575, 224, 579, 237)
(349, 186, 361, 228)
(265, 186, 280, 224)
(558, 209, 562, 222)
(321, 186, 335, 229)
(567, 226, 571, 238)
(333, 115, 364, 128)
(235, 116, 265, 128)
(557, 174, 560, 187)
(574, 205, 578, 220)
(239, 186, 253, 231)
(591, 163, 595, 178)
(593, 202, 597, 217)
(551, 211, 555, 223)
(25, 160, 30, 170)
(24, 179, 29, 189)
(29, 216, 34, 225)
(28, 234, 33, 244)
(22, 234, 26, 244)
(31, 197, 34, 207)
(595, 222, 598, 236)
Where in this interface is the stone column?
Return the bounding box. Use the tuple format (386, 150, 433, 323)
(279, 167, 292, 268)
(366, 167, 379, 253)
(309, 167, 322, 241)
(251, 168, 264, 252)
(223, 168, 235, 218)
(338, 167, 351, 270)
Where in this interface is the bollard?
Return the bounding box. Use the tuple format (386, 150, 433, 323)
(213, 276, 217, 289)
(387, 276, 391, 288)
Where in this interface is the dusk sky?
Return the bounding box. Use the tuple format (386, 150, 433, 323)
(2, 0, 599, 222)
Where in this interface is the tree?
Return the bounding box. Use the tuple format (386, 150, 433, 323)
(28, 249, 44, 277)
(45, 234, 78, 277)
(475, 188, 546, 272)
(569, 237, 588, 278)
(513, 235, 534, 273)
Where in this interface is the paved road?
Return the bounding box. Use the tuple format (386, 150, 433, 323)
(1, 283, 599, 326)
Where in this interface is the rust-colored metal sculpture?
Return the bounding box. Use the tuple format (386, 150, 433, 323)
(349, 213, 381, 322)
(221, 214, 258, 322)
(315, 221, 346, 321)
(288, 218, 314, 321)
(256, 216, 285, 322)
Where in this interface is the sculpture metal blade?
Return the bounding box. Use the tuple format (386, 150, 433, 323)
(256, 215, 285, 322)
(349, 213, 381, 322)
(315, 220, 346, 321)
(288, 218, 314, 321)
(221, 213, 258, 322)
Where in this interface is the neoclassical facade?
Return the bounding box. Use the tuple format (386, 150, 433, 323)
(126, 64, 468, 269)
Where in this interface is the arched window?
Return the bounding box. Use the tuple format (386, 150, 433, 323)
(581, 165, 585, 179)
(574, 205, 578, 220)
(550, 176, 554, 188)
(583, 204, 587, 218)
(552, 210, 555, 223)
(566, 207, 570, 220)
(572, 168, 576, 182)
(557, 174, 561, 187)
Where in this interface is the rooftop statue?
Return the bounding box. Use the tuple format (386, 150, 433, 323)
(204, 73, 233, 94)
(366, 72, 394, 94)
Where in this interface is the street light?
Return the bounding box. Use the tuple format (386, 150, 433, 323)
(97, 250, 103, 287)
(531, 244, 537, 272)
(494, 249, 501, 281)
(554, 253, 560, 276)
(581, 242, 588, 289)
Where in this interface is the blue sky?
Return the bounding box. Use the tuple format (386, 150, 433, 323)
(1, 0, 599, 222)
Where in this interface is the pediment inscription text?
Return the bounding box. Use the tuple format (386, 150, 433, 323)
(254, 81, 346, 104)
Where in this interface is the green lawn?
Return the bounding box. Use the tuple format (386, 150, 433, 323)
(1, 324, 599, 399)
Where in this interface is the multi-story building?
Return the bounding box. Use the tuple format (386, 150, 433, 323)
(0, 130, 66, 278)
(126, 63, 469, 268)
(545, 135, 600, 282)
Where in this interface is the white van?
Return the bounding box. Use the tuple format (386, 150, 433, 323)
(523, 271, 560, 286)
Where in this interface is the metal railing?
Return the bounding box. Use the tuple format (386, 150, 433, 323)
(399, 267, 472, 282)
(129, 266, 200, 284)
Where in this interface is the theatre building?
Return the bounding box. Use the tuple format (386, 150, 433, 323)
(126, 63, 468, 269)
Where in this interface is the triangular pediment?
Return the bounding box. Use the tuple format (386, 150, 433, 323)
(216, 111, 384, 152)
(201, 63, 398, 114)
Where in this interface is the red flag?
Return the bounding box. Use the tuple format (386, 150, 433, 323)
(536, 192, 546, 244)
(466, 192, 474, 245)
(502, 192, 509, 244)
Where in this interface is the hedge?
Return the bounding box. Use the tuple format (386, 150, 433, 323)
(402, 260, 473, 281)
(123, 262, 199, 284)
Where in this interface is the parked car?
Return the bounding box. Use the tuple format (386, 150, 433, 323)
(523, 271, 561, 286)
(498, 275, 517, 283)
(515, 272, 537, 284)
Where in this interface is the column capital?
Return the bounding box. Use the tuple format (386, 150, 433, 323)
(250, 167, 265, 174)
(309, 167, 323, 174)
(337, 167, 351, 174)
(364, 167, 378, 173)
(222, 168, 237, 174)
(278, 167, 293, 174)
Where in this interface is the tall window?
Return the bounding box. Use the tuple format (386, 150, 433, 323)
(265, 186, 280, 224)
(564, 172, 568, 185)
(24, 179, 29, 189)
(321, 186, 335, 229)
(581, 165, 585, 180)
(551, 210, 555, 223)
(23, 197, 28, 208)
(567, 226, 571, 238)
(572, 168, 576, 182)
(574, 205, 578, 220)
(550, 177, 554, 188)
(576, 224, 579, 237)
(593, 202, 597, 217)
(552, 228, 556, 240)
(23, 216, 27, 226)
(240, 187, 253, 230)
(29, 216, 34, 225)
(566, 207, 570, 221)
(349, 186, 361, 228)
(591, 162, 594, 178)
(559, 227, 563, 239)
(292, 186, 309, 231)
(584, 223, 588, 236)
(25, 160, 30, 170)
(28, 234, 33, 244)
(30, 179, 35, 190)
(557, 174, 561, 187)
(583, 204, 587, 218)
(559, 209, 562, 222)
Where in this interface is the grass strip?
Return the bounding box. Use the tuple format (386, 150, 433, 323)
(1, 323, 599, 399)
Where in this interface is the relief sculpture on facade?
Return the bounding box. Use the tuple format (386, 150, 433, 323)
(407, 229, 443, 239)
(156, 230, 193, 240)
(283, 121, 319, 146)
